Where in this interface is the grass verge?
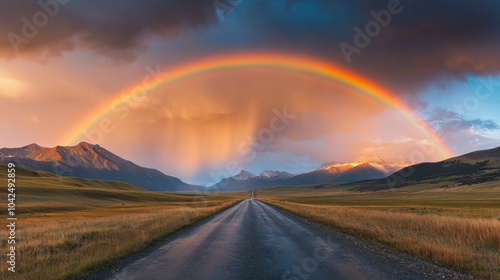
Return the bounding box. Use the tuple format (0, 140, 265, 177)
(0, 164, 247, 279)
(257, 184, 500, 279)
(0, 200, 242, 280)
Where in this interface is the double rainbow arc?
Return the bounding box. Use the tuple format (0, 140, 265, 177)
(62, 53, 452, 159)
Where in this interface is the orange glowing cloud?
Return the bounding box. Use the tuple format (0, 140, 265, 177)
(81, 69, 438, 177)
(59, 53, 452, 177)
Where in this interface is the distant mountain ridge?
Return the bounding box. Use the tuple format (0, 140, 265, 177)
(358, 146, 500, 191)
(258, 170, 294, 179)
(211, 170, 294, 192)
(0, 142, 195, 192)
(321, 156, 415, 175)
(212, 147, 500, 192)
(6, 142, 490, 193)
(232, 170, 256, 180)
(211, 157, 414, 191)
(229, 170, 295, 181)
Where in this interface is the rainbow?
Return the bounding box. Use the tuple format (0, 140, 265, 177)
(62, 53, 453, 159)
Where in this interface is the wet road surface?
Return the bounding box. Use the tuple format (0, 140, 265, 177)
(98, 198, 458, 280)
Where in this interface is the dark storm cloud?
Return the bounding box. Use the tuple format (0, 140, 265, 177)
(222, 0, 500, 92)
(0, 0, 216, 60)
(341, 0, 500, 91)
(215, 0, 500, 92)
(2, 0, 500, 91)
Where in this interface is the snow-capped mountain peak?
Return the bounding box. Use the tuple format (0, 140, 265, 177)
(232, 170, 256, 180)
(258, 170, 294, 179)
(322, 156, 415, 175)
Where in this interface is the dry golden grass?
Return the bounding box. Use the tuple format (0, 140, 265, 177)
(262, 200, 500, 280)
(0, 201, 241, 280)
(0, 164, 247, 279)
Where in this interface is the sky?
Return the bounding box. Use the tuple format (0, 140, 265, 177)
(1, 0, 500, 185)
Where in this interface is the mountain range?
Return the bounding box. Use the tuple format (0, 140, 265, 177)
(210, 170, 294, 192)
(210, 156, 414, 192)
(358, 146, 500, 191)
(1, 142, 414, 192)
(320, 156, 414, 176)
(2, 142, 498, 192)
(0, 142, 195, 192)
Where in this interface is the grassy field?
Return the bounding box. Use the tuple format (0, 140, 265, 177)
(0, 165, 247, 279)
(257, 182, 500, 279)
